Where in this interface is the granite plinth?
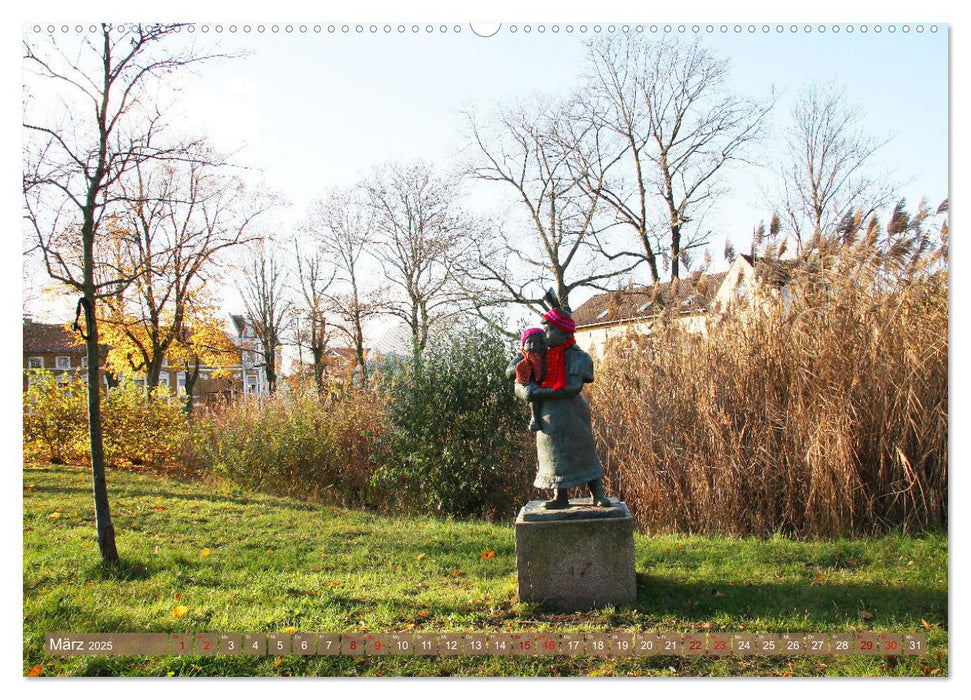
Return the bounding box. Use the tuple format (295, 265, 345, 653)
(515, 498, 636, 612)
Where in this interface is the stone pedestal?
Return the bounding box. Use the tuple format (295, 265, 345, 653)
(515, 497, 636, 611)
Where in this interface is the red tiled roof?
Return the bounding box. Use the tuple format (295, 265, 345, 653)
(572, 272, 728, 329)
(23, 320, 86, 354)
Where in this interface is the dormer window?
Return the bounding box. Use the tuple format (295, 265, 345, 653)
(596, 309, 609, 319)
(638, 301, 654, 312)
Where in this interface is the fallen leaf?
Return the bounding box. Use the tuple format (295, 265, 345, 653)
(175, 593, 182, 600)
(329, 582, 341, 589)
(282, 626, 297, 634)
(154, 506, 167, 511)
(81, 542, 90, 548)
(200, 548, 211, 558)
(27, 665, 42, 677)
(922, 619, 933, 631)
(172, 605, 188, 618)
(267, 549, 275, 555)
(82, 621, 92, 626)
(451, 569, 461, 577)
(810, 576, 825, 586)
(47, 512, 61, 519)
(481, 550, 496, 561)
(416, 553, 426, 561)
(675, 543, 683, 550)
(860, 611, 875, 621)
(273, 656, 282, 667)
(907, 561, 915, 566)
(417, 610, 428, 618)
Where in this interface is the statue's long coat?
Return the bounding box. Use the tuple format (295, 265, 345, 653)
(533, 345, 604, 490)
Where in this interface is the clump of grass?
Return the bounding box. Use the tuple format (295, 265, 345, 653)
(591, 203, 947, 537)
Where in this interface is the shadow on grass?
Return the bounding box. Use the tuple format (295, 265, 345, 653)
(29, 484, 319, 512)
(85, 558, 154, 582)
(626, 572, 946, 626)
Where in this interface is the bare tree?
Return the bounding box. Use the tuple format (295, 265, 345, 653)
(291, 236, 336, 395)
(22, 23, 223, 565)
(302, 187, 384, 388)
(365, 161, 468, 359)
(780, 82, 894, 254)
(239, 243, 292, 395)
(582, 35, 772, 279)
(461, 98, 637, 314)
(100, 149, 268, 388)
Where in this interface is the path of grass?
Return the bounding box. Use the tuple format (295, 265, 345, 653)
(23, 463, 947, 677)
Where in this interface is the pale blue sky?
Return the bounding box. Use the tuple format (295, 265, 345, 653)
(176, 23, 947, 301)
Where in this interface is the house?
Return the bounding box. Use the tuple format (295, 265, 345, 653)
(710, 254, 799, 315)
(22, 317, 105, 391)
(572, 272, 728, 358)
(23, 315, 244, 409)
(572, 255, 801, 358)
(229, 314, 284, 397)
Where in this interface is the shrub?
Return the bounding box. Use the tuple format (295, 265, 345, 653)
(23, 370, 88, 464)
(101, 381, 188, 468)
(188, 386, 385, 505)
(591, 237, 947, 537)
(375, 320, 534, 518)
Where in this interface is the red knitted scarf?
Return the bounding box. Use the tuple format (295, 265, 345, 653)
(540, 337, 576, 390)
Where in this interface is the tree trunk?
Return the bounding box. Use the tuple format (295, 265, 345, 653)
(144, 352, 164, 389)
(312, 344, 324, 396)
(182, 358, 200, 415)
(83, 292, 119, 565)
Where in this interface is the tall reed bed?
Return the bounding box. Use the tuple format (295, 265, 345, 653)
(591, 237, 947, 536)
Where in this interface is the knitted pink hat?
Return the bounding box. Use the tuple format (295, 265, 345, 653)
(521, 327, 544, 346)
(543, 308, 576, 333)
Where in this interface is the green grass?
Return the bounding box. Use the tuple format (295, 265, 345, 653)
(23, 463, 947, 677)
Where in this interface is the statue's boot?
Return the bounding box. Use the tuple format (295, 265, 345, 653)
(543, 489, 571, 509)
(588, 479, 611, 507)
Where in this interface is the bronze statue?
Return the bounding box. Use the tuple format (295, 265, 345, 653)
(507, 291, 611, 509)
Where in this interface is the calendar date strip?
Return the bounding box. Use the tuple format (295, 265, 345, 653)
(44, 631, 929, 657)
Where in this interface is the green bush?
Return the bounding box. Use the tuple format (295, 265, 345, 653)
(101, 381, 187, 468)
(23, 370, 88, 464)
(188, 386, 385, 505)
(375, 320, 534, 518)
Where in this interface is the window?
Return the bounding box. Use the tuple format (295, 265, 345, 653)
(28, 357, 44, 369)
(80, 356, 88, 369)
(56, 356, 71, 369)
(159, 375, 170, 387)
(596, 309, 609, 319)
(638, 301, 654, 313)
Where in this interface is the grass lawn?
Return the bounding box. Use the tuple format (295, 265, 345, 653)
(23, 462, 947, 677)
